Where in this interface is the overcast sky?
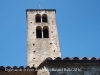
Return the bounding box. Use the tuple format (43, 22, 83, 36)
(0, 0, 100, 67)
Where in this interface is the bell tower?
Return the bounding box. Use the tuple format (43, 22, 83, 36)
(26, 9, 61, 67)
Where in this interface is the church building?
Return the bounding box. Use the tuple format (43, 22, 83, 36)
(0, 9, 100, 75)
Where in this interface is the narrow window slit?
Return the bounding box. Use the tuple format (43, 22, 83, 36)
(51, 31, 53, 33)
(33, 51, 35, 53)
(50, 43, 52, 45)
(33, 43, 35, 46)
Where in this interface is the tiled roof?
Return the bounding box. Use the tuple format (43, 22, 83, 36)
(45, 57, 100, 63)
(47, 57, 100, 60)
(37, 57, 100, 69)
(0, 57, 100, 71)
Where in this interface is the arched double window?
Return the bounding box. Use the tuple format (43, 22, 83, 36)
(36, 26, 49, 38)
(42, 14, 47, 23)
(43, 26, 49, 38)
(35, 14, 48, 23)
(36, 26, 42, 38)
(36, 14, 41, 23)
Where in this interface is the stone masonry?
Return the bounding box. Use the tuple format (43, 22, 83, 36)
(26, 9, 61, 67)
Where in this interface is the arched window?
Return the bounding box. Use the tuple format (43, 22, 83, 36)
(36, 26, 42, 38)
(43, 26, 49, 38)
(42, 14, 47, 23)
(36, 14, 41, 23)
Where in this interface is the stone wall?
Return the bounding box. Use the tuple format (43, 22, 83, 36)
(26, 9, 61, 67)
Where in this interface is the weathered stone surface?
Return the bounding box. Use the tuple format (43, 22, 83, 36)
(26, 9, 61, 67)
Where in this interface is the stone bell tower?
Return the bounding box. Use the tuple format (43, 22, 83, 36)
(26, 9, 61, 67)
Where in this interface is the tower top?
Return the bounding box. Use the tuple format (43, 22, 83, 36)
(26, 9, 56, 12)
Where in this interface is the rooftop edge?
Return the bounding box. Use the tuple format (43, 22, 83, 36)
(26, 9, 56, 12)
